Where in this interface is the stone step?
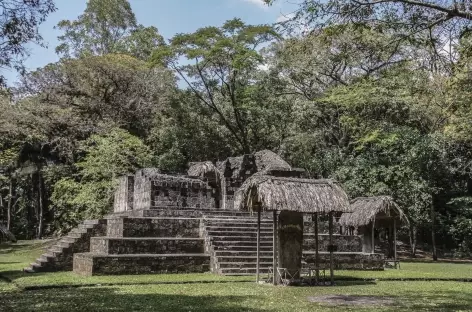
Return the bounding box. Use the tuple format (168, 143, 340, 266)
(219, 268, 271, 275)
(216, 256, 273, 263)
(61, 237, 77, 244)
(83, 220, 100, 225)
(66, 233, 82, 239)
(203, 216, 272, 221)
(217, 261, 273, 269)
(204, 226, 273, 232)
(203, 219, 273, 224)
(40, 254, 55, 262)
(57, 242, 71, 249)
(209, 235, 273, 242)
(214, 250, 273, 257)
(73, 252, 210, 276)
(48, 247, 64, 256)
(72, 227, 89, 233)
(213, 245, 273, 251)
(90, 237, 205, 254)
(78, 224, 96, 231)
(206, 231, 273, 237)
(211, 240, 273, 247)
(30, 262, 43, 269)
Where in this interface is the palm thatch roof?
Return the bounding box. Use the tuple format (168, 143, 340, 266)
(234, 175, 351, 213)
(254, 150, 291, 172)
(338, 196, 408, 227)
(187, 161, 221, 181)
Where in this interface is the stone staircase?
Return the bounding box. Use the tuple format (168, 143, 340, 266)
(24, 207, 385, 275)
(24, 219, 107, 273)
(202, 214, 274, 275)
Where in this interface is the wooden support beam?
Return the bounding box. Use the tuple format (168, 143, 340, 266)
(328, 211, 334, 285)
(273, 210, 277, 285)
(314, 212, 319, 285)
(394, 218, 398, 269)
(256, 208, 261, 283)
(371, 218, 376, 254)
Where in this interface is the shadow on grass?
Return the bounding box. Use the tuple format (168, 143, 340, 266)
(398, 290, 472, 312)
(0, 286, 263, 312)
(0, 240, 52, 254)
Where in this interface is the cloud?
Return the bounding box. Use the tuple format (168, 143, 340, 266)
(242, 0, 267, 9)
(276, 13, 295, 23)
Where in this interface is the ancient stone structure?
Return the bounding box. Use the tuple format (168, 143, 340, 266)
(25, 150, 386, 276)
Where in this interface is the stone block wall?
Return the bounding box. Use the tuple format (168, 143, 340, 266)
(132, 170, 215, 210)
(106, 217, 201, 238)
(74, 254, 210, 276)
(133, 170, 152, 210)
(90, 237, 205, 254)
(113, 175, 134, 213)
(304, 252, 384, 270)
(219, 155, 258, 209)
(303, 234, 363, 252)
(150, 179, 214, 209)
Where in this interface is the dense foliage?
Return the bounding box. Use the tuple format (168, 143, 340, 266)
(0, 0, 471, 257)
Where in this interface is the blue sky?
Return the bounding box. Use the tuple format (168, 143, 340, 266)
(4, 0, 298, 85)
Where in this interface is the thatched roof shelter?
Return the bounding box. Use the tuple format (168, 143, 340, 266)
(338, 196, 408, 227)
(234, 175, 351, 213)
(188, 161, 221, 181)
(254, 150, 291, 172)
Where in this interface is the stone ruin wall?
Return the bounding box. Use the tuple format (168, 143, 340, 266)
(219, 154, 258, 210)
(113, 175, 135, 213)
(149, 177, 215, 209)
(114, 170, 216, 213)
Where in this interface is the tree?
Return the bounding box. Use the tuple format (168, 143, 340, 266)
(51, 128, 153, 229)
(0, 0, 56, 86)
(266, 0, 472, 73)
(56, 0, 163, 60)
(266, 23, 412, 101)
(266, 0, 472, 33)
(152, 18, 281, 153)
(19, 54, 175, 138)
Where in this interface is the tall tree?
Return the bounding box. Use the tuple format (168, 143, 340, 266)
(266, 0, 472, 72)
(0, 0, 56, 86)
(18, 54, 175, 138)
(56, 0, 163, 60)
(152, 18, 280, 153)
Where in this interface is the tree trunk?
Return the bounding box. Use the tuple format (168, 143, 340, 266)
(37, 173, 44, 239)
(7, 178, 13, 231)
(409, 225, 417, 257)
(431, 203, 438, 261)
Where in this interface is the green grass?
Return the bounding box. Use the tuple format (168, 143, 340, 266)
(2, 240, 472, 311)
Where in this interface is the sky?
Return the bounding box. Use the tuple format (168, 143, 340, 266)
(3, 0, 298, 85)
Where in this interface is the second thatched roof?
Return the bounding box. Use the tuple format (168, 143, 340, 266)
(338, 196, 408, 227)
(234, 175, 351, 213)
(187, 161, 221, 181)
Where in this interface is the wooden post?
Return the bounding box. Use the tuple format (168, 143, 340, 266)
(394, 218, 398, 268)
(314, 212, 319, 285)
(328, 211, 334, 285)
(371, 218, 376, 254)
(256, 208, 261, 283)
(272, 210, 277, 285)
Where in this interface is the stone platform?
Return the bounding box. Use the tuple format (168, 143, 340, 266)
(28, 208, 386, 275)
(303, 252, 384, 270)
(73, 253, 210, 276)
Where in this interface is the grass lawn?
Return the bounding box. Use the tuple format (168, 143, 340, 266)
(2, 240, 472, 311)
